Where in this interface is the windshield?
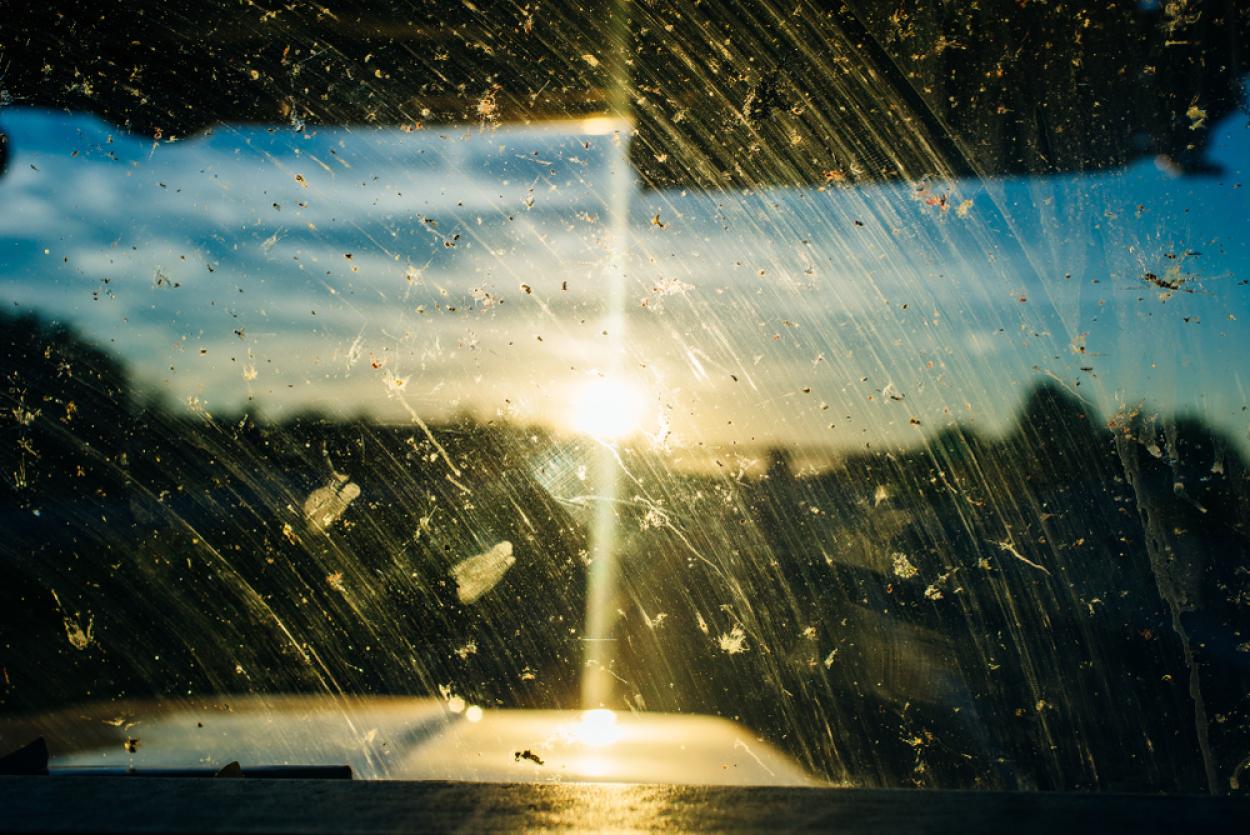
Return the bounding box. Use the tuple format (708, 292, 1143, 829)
(1, 0, 1248, 793)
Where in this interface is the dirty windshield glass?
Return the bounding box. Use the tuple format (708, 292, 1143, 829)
(2, 0, 1249, 793)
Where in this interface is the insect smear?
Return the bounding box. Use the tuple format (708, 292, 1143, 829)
(451, 541, 516, 604)
(303, 475, 361, 531)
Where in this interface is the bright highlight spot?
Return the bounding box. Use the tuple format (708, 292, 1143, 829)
(465, 704, 484, 723)
(574, 708, 622, 747)
(570, 378, 643, 439)
(446, 695, 466, 714)
(578, 115, 620, 135)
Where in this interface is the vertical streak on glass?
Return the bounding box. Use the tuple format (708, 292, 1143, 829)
(581, 0, 633, 710)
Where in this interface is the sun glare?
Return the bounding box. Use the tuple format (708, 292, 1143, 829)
(578, 115, 622, 135)
(573, 708, 622, 747)
(570, 378, 643, 440)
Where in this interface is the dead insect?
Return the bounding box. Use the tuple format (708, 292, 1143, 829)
(514, 749, 544, 765)
(743, 72, 786, 124)
(1142, 272, 1183, 291)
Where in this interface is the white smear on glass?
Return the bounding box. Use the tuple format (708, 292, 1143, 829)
(304, 476, 361, 531)
(452, 541, 516, 604)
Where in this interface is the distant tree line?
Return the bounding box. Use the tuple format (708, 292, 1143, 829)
(2, 309, 1248, 793)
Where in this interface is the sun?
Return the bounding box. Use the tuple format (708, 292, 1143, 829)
(570, 377, 644, 439)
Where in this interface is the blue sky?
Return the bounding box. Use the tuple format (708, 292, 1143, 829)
(1, 102, 1247, 459)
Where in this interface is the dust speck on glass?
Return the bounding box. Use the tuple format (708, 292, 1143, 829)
(1, 0, 1249, 794)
